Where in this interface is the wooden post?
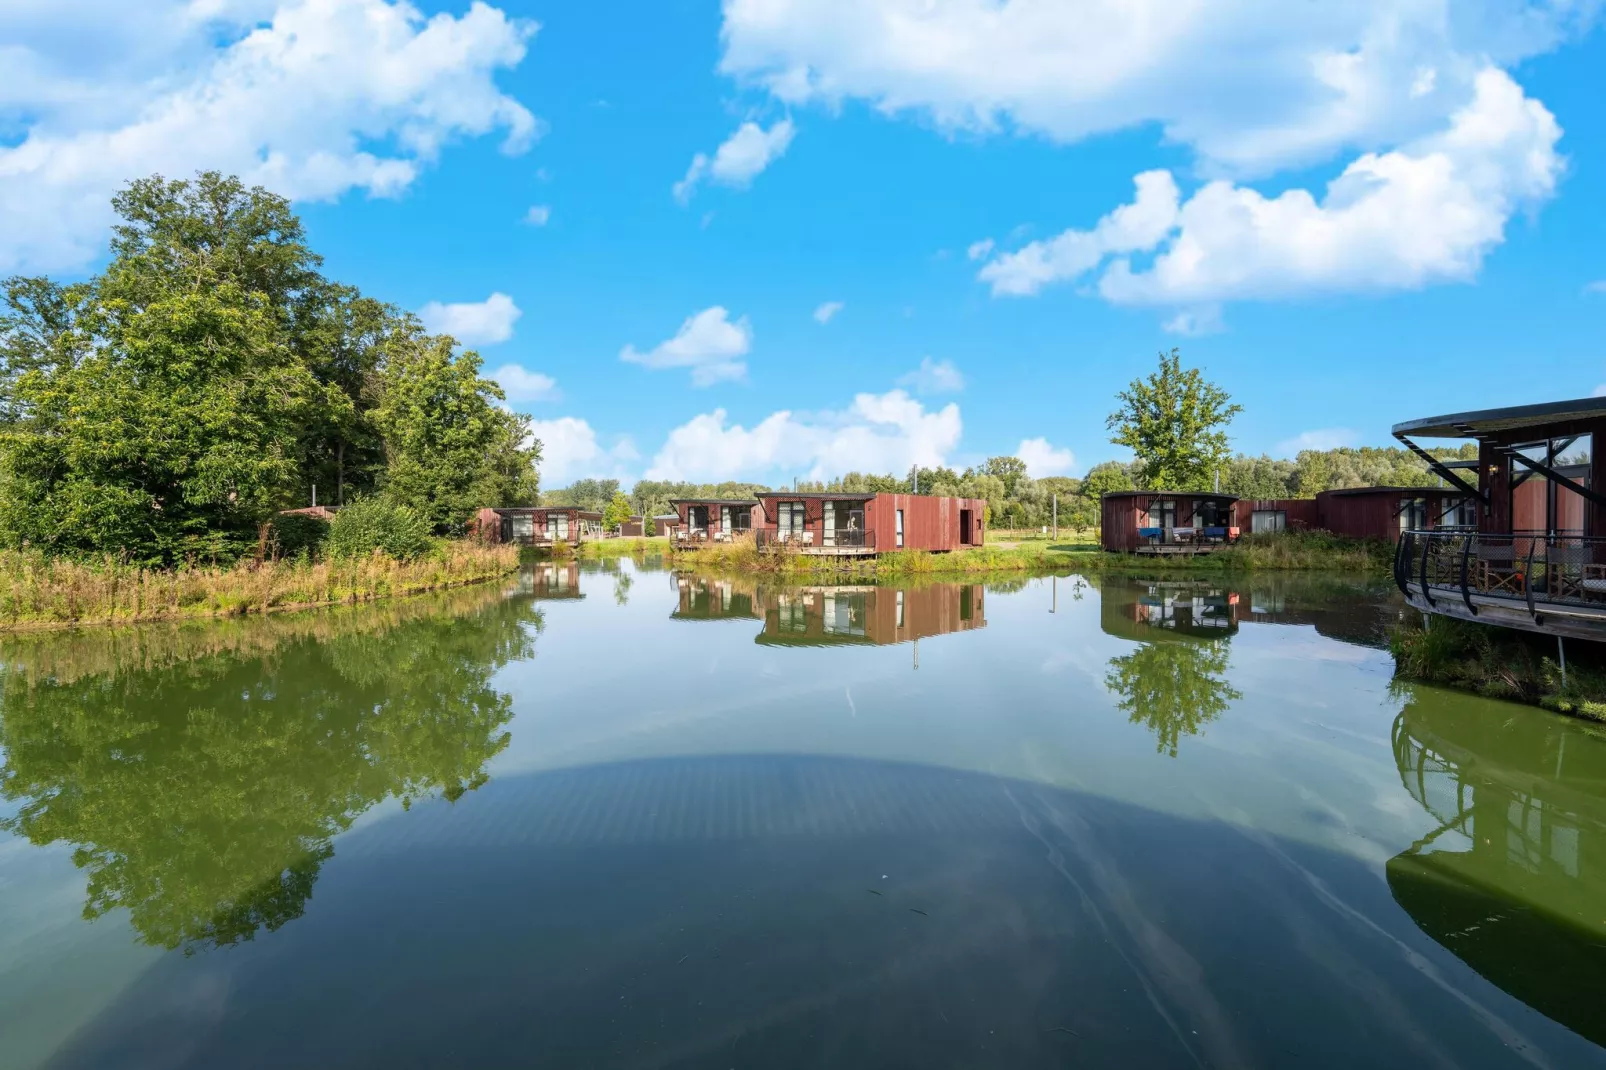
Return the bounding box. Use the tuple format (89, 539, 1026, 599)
(1052, 494, 1058, 540)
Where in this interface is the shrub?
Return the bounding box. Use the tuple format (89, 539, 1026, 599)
(269, 513, 330, 559)
(325, 497, 432, 561)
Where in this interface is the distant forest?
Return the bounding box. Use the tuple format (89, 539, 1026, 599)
(542, 444, 1481, 532)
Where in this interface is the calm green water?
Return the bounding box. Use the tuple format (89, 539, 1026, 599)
(2, 562, 1604, 1069)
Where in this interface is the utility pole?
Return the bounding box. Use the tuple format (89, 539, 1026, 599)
(312, 484, 317, 509)
(1052, 494, 1058, 540)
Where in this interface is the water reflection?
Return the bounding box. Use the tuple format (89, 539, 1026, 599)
(1388, 693, 1606, 1046)
(672, 575, 985, 647)
(1098, 581, 1243, 757)
(0, 584, 540, 952)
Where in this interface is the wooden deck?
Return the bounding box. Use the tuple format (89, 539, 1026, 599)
(1132, 543, 1231, 556)
(1402, 581, 1606, 642)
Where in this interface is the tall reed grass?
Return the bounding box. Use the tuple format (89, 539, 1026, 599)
(0, 541, 519, 630)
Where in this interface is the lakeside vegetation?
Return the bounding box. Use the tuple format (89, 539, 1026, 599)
(665, 530, 1392, 577)
(0, 541, 517, 630)
(1391, 615, 1606, 721)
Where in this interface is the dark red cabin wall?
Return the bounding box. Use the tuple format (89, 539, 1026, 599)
(1314, 493, 1401, 542)
(866, 494, 985, 551)
(1101, 495, 1147, 552)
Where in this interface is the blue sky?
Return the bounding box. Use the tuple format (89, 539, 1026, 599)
(4, 1, 1604, 487)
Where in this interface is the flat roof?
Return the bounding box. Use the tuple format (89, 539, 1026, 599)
(1101, 491, 1238, 503)
(758, 491, 877, 500)
(1318, 485, 1467, 498)
(1393, 396, 1606, 438)
(494, 506, 603, 517)
(668, 497, 759, 505)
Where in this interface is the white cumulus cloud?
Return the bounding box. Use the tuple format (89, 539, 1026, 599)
(813, 300, 844, 324)
(898, 357, 965, 395)
(0, 0, 540, 273)
(674, 118, 795, 203)
(980, 70, 1562, 312)
(420, 292, 522, 346)
(621, 306, 753, 386)
(645, 389, 961, 483)
(1017, 437, 1076, 477)
(490, 363, 558, 403)
(1274, 428, 1360, 456)
(719, 0, 1582, 176)
(966, 238, 994, 261)
(528, 417, 638, 487)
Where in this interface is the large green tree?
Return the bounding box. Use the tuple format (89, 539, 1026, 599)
(371, 330, 540, 531)
(1107, 349, 1242, 491)
(0, 172, 542, 558)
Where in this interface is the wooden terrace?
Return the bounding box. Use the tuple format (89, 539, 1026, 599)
(1392, 397, 1606, 641)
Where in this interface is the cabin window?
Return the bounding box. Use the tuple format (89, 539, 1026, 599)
(1147, 500, 1178, 530)
(721, 506, 732, 534)
(1509, 435, 1591, 535)
(1250, 510, 1285, 534)
(896, 509, 905, 548)
(960, 586, 973, 622)
(1398, 499, 1428, 533)
(511, 514, 534, 541)
(777, 501, 805, 537)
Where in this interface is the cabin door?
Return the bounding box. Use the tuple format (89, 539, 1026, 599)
(960, 508, 973, 545)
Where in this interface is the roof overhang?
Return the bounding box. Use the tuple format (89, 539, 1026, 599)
(1392, 397, 1606, 439)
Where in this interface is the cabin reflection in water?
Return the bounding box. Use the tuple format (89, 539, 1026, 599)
(1100, 582, 1239, 641)
(1389, 698, 1606, 1046)
(670, 577, 984, 647)
(672, 576, 760, 622)
(514, 560, 584, 600)
(1099, 577, 1401, 650)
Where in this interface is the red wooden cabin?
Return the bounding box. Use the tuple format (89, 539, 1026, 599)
(751, 492, 986, 555)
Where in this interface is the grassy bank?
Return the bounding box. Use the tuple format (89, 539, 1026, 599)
(669, 531, 1392, 577)
(1391, 614, 1606, 721)
(574, 537, 668, 559)
(0, 541, 519, 631)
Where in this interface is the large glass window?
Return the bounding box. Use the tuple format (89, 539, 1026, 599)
(895, 509, 905, 548)
(1509, 435, 1591, 535)
(777, 501, 805, 537)
(1147, 499, 1178, 530)
(1250, 510, 1285, 534)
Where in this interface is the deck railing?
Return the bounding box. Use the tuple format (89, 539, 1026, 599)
(1395, 529, 1606, 613)
(753, 529, 876, 550)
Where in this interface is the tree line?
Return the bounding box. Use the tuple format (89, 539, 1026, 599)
(544, 350, 1476, 533)
(0, 172, 539, 564)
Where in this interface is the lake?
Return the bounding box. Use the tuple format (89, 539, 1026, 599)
(2, 560, 1604, 1069)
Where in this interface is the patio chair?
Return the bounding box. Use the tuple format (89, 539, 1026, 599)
(1475, 543, 1522, 594)
(1581, 564, 1606, 601)
(1546, 542, 1591, 600)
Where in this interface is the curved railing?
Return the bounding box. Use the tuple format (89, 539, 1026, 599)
(1396, 529, 1605, 616)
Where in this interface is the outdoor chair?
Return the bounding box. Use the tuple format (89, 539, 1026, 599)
(1581, 564, 1606, 602)
(1475, 543, 1523, 594)
(1546, 542, 1591, 600)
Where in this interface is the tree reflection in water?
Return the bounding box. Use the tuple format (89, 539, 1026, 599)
(1103, 640, 1242, 757)
(0, 589, 538, 953)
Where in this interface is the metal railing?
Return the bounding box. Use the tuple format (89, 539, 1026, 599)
(753, 528, 876, 550)
(1137, 525, 1240, 547)
(1395, 529, 1606, 615)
